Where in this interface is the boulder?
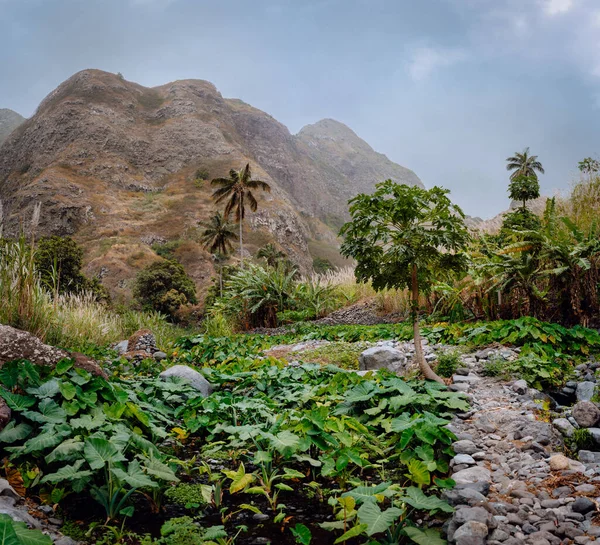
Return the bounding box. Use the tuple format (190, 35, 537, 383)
(0, 399, 10, 430)
(159, 365, 213, 397)
(453, 440, 478, 454)
(358, 347, 407, 373)
(576, 381, 596, 402)
(114, 340, 129, 355)
(552, 418, 575, 438)
(452, 466, 491, 485)
(572, 401, 600, 428)
(0, 324, 106, 378)
(512, 379, 528, 395)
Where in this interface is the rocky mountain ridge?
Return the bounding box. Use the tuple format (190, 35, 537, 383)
(0, 69, 422, 301)
(0, 108, 25, 146)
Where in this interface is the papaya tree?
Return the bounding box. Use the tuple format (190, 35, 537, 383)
(340, 181, 470, 383)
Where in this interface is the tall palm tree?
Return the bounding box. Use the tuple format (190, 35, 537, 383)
(506, 147, 545, 180)
(256, 243, 286, 268)
(211, 164, 271, 263)
(199, 212, 238, 254)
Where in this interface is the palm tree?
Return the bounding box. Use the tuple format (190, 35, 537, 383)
(199, 212, 238, 254)
(211, 164, 271, 264)
(256, 243, 286, 267)
(506, 147, 545, 180)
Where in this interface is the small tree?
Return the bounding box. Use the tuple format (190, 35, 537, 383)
(133, 260, 197, 319)
(340, 181, 470, 383)
(508, 174, 540, 209)
(578, 157, 600, 181)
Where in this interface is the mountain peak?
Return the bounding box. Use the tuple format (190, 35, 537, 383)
(0, 109, 25, 146)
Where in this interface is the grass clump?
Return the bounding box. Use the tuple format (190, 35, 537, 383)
(436, 350, 461, 378)
(300, 341, 368, 370)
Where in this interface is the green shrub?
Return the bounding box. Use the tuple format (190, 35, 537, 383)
(436, 351, 461, 378)
(482, 357, 505, 378)
(202, 310, 234, 337)
(133, 260, 197, 319)
(313, 257, 334, 274)
(35, 236, 108, 300)
(572, 428, 595, 452)
(164, 484, 209, 508)
(152, 240, 182, 261)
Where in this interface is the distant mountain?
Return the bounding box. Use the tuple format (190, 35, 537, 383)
(0, 109, 25, 145)
(0, 69, 422, 300)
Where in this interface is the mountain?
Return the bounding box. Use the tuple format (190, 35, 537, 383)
(0, 109, 25, 145)
(0, 69, 422, 301)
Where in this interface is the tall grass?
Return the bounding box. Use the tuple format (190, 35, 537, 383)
(306, 266, 413, 317)
(0, 237, 187, 351)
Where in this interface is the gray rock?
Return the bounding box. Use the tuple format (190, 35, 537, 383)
(453, 374, 482, 383)
(452, 466, 492, 485)
(0, 479, 19, 500)
(153, 351, 167, 361)
(572, 401, 600, 428)
(571, 496, 595, 514)
(453, 440, 479, 454)
(579, 450, 600, 464)
(54, 538, 78, 545)
(577, 381, 596, 402)
(159, 365, 213, 397)
(114, 340, 129, 355)
(513, 380, 528, 395)
(453, 454, 476, 466)
(358, 347, 407, 373)
(552, 418, 575, 438)
(588, 427, 600, 445)
(453, 521, 489, 540)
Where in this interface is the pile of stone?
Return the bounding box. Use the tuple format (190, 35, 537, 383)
(113, 328, 167, 362)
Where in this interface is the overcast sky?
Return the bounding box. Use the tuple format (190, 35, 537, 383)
(1, 0, 598, 218)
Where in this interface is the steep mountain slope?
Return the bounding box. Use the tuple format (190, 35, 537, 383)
(0, 69, 422, 301)
(0, 109, 25, 145)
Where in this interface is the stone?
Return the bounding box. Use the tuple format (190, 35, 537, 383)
(578, 450, 600, 464)
(454, 506, 490, 525)
(159, 365, 213, 397)
(0, 324, 106, 379)
(114, 340, 129, 355)
(453, 454, 476, 466)
(552, 418, 575, 437)
(453, 521, 489, 540)
(453, 440, 479, 454)
(153, 351, 167, 361)
(513, 380, 528, 395)
(358, 346, 407, 373)
(453, 374, 482, 383)
(549, 454, 571, 471)
(577, 381, 596, 402)
(571, 496, 595, 514)
(0, 479, 19, 500)
(572, 401, 600, 428)
(452, 466, 492, 485)
(127, 328, 158, 353)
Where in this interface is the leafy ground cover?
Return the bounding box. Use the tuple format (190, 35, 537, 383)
(2, 317, 599, 544)
(0, 351, 467, 544)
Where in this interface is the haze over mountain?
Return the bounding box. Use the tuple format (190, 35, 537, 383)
(0, 109, 25, 145)
(0, 69, 422, 300)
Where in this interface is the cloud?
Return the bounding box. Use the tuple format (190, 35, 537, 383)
(407, 46, 467, 81)
(540, 0, 574, 16)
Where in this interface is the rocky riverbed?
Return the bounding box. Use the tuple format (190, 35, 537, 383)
(445, 369, 600, 545)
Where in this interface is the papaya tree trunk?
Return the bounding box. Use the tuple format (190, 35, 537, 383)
(411, 263, 444, 384)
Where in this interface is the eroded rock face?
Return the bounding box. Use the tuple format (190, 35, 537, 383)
(0, 324, 106, 378)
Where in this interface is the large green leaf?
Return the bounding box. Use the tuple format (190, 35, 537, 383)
(357, 502, 403, 536)
(333, 524, 367, 544)
(400, 487, 453, 514)
(403, 527, 446, 545)
(0, 423, 32, 444)
(223, 463, 254, 494)
(112, 460, 158, 489)
(22, 429, 65, 454)
(45, 438, 84, 464)
(341, 482, 393, 504)
(0, 390, 36, 411)
(264, 431, 301, 457)
(70, 410, 106, 431)
(22, 398, 66, 424)
(83, 437, 126, 470)
(143, 459, 178, 482)
(406, 459, 430, 486)
(26, 379, 59, 399)
(0, 514, 52, 545)
(358, 502, 404, 536)
(58, 381, 77, 401)
(41, 460, 93, 484)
